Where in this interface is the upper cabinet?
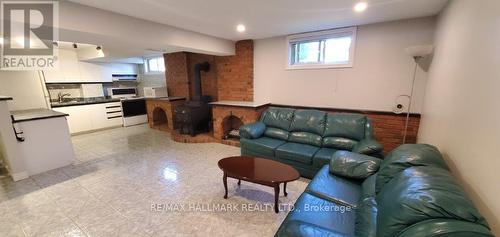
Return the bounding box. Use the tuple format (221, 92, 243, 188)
(44, 49, 81, 83)
(43, 48, 138, 83)
(79, 62, 113, 83)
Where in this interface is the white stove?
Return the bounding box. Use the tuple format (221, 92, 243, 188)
(108, 88, 148, 127)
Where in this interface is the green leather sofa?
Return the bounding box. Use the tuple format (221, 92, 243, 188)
(275, 144, 494, 237)
(239, 107, 383, 178)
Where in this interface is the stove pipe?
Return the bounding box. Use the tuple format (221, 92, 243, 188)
(192, 62, 210, 101)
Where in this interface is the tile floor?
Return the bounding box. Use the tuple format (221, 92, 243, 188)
(0, 125, 309, 237)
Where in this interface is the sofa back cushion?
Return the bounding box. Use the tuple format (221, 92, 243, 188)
(375, 144, 448, 193)
(286, 109, 326, 146)
(376, 166, 489, 237)
(290, 110, 326, 134)
(322, 113, 367, 150)
(261, 107, 295, 131)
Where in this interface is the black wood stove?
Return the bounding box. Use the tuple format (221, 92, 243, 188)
(174, 62, 212, 136)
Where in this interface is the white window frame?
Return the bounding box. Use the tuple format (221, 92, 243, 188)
(286, 27, 357, 70)
(144, 56, 165, 74)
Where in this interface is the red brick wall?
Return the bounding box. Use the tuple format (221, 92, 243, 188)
(367, 114, 420, 153)
(186, 53, 218, 101)
(215, 40, 254, 101)
(164, 52, 189, 98)
(164, 40, 254, 101)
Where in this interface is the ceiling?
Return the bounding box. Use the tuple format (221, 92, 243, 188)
(68, 0, 448, 40)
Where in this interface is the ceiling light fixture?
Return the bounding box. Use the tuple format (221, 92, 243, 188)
(354, 2, 368, 12)
(236, 24, 246, 33)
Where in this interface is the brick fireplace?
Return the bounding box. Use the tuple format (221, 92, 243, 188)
(146, 98, 186, 131)
(211, 101, 269, 146)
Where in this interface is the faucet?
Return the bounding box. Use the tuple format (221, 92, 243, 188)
(57, 92, 71, 103)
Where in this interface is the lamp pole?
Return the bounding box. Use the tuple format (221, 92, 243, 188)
(402, 56, 420, 144)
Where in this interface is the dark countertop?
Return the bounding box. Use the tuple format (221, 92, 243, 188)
(0, 96, 13, 101)
(11, 108, 69, 123)
(145, 96, 186, 102)
(50, 97, 121, 108)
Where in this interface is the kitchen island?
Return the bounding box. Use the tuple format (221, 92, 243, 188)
(0, 102, 75, 181)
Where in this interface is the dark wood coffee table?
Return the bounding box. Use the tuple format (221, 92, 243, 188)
(217, 156, 300, 213)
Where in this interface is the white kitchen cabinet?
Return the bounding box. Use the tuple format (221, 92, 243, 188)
(52, 102, 123, 134)
(43, 49, 81, 83)
(52, 106, 92, 133)
(79, 62, 113, 83)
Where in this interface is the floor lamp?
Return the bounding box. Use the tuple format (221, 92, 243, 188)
(403, 45, 433, 144)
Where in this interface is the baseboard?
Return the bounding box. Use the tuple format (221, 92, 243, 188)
(11, 171, 29, 181)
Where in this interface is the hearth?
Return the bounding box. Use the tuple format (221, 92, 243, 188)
(222, 115, 243, 140)
(174, 62, 212, 136)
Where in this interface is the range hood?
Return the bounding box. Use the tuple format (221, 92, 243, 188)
(112, 74, 138, 81)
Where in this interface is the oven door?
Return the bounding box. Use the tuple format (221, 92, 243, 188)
(121, 99, 146, 118)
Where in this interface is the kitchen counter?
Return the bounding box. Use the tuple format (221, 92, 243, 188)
(145, 96, 186, 102)
(50, 97, 121, 108)
(11, 108, 69, 123)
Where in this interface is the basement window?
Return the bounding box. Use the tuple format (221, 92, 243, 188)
(287, 27, 357, 69)
(146, 57, 165, 73)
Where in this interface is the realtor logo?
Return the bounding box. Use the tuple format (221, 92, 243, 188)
(1, 0, 58, 70)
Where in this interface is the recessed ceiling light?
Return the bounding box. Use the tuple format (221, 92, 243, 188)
(236, 24, 246, 33)
(354, 2, 368, 12)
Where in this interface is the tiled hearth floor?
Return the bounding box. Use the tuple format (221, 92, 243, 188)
(0, 125, 309, 237)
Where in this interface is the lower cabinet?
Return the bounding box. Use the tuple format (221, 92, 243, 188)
(53, 102, 123, 134)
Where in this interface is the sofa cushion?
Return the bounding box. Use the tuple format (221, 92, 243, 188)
(376, 166, 489, 237)
(264, 127, 289, 140)
(240, 137, 285, 157)
(324, 113, 366, 141)
(376, 144, 449, 193)
(329, 151, 382, 180)
(275, 142, 319, 165)
(289, 109, 326, 135)
(275, 220, 348, 237)
(397, 219, 494, 237)
(282, 192, 355, 236)
(305, 165, 361, 207)
(322, 137, 357, 150)
(289, 132, 322, 147)
(313, 148, 337, 168)
(261, 107, 294, 131)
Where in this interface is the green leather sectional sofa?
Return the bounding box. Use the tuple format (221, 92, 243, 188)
(239, 107, 383, 178)
(275, 144, 494, 237)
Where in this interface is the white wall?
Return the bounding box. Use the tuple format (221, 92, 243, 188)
(254, 17, 436, 113)
(418, 0, 500, 234)
(0, 71, 47, 111)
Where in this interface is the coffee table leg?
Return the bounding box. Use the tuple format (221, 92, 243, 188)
(223, 172, 228, 199)
(238, 179, 241, 185)
(274, 184, 280, 213)
(283, 182, 288, 196)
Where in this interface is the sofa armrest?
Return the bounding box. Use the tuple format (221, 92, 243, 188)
(329, 151, 382, 180)
(352, 139, 383, 155)
(239, 122, 266, 139)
